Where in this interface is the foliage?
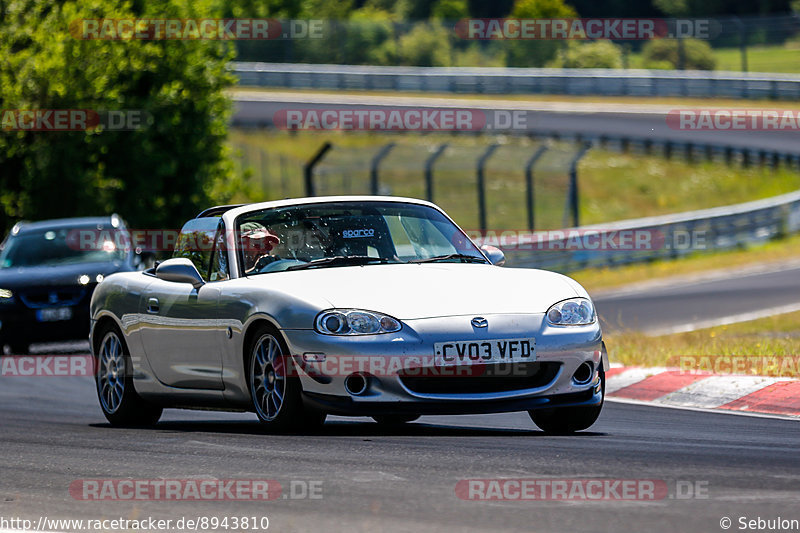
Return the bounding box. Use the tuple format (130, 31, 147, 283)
(0, 0, 236, 234)
(549, 40, 624, 68)
(505, 0, 578, 67)
(397, 22, 452, 66)
(642, 38, 717, 70)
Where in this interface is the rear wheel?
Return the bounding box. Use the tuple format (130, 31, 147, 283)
(372, 415, 420, 425)
(248, 324, 326, 432)
(528, 366, 605, 434)
(95, 324, 162, 427)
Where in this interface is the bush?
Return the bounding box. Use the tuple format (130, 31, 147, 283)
(642, 38, 717, 70)
(550, 40, 624, 69)
(397, 22, 452, 66)
(0, 0, 236, 234)
(505, 0, 577, 67)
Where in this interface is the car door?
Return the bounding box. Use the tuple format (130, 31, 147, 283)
(138, 218, 227, 390)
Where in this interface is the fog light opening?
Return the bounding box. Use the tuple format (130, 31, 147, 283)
(344, 373, 369, 396)
(572, 362, 594, 385)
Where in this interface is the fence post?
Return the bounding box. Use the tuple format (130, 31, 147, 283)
(733, 17, 748, 73)
(477, 144, 499, 234)
(424, 144, 448, 202)
(566, 143, 592, 228)
(370, 142, 396, 195)
(304, 142, 332, 197)
(525, 145, 549, 231)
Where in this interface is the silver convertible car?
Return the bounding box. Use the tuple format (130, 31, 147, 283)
(90, 196, 608, 433)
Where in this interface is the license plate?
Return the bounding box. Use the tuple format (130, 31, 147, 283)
(36, 307, 73, 322)
(434, 338, 536, 367)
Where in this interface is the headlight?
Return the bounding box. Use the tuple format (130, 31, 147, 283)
(546, 298, 595, 326)
(315, 309, 402, 335)
(0, 288, 13, 300)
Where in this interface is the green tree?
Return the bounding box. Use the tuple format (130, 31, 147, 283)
(397, 21, 452, 66)
(505, 0, 577, 68)
(0, 0, 236, 234)
(549, 40, 624, 68)
(642, 38, 717, 70)
(432, 0, 470, 20)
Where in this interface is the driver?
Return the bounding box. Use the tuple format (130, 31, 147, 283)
(240, 222, 281, 274)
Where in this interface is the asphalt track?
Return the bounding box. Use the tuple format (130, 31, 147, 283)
(595, 263, 800, 334)
(231, 91, 800, 154)
(2, 264, 800, 532)
(2, 96, 799, 533)
(2, 376, 800, 533)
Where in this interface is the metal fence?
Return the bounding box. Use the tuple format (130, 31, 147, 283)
(233, 14, 800, 72)
(235, 62, 800, 100)
(500, 189, 800, 271)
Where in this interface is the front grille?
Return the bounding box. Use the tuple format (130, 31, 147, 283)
(398, 362, 561, 395)
(19, 287, 87, 308)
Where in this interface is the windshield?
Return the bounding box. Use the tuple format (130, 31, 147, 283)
(236, 201, 486, 275)
(0, 227, 127, 268)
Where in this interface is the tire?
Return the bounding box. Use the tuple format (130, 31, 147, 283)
(528, 365, 605, 434)
(94, 323, 162, 427)
(372, 415, 420, 425)
(247, 324, 326, 432)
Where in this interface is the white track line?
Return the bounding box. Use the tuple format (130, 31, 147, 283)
(607, 397, 800, 421)
(231, 90, 681, 115)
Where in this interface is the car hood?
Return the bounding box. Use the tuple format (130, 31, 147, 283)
(260, 263, 583, 319)
(0, 261, 128, 289)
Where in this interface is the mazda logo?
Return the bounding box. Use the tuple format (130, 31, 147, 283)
(471, 317, 488, 328)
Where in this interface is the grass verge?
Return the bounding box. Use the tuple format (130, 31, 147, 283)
(572, 233, 800, 294)
(228, 130, 800, 232)
(607, 310, 800, 368)
(627, 44, 800, 75)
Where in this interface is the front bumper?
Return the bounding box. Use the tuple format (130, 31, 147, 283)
(282, 313, 604, 416)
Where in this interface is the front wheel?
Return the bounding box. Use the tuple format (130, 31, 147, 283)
(95, 324, 162, 427)
(248, 325, 325, 432)
(528, 366, 604, 434)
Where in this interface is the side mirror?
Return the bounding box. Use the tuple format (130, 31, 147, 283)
(155, 258, 205, 289)
(480, 245, 506, 266)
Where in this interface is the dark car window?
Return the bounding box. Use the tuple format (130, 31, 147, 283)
(209, 219, 229, 282)
(172, 217, 222, 282)
(235, 201, 484, 275)
(0, 227, 127, 268)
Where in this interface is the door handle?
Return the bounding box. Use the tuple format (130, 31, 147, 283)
(147, 298, 160, 314)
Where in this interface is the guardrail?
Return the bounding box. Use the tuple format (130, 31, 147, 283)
(234, 62, 800, 100)
(496, 190, 800, 271)
(232, 63, 800, 272)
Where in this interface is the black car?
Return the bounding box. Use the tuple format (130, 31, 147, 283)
(0, 215, 143, 354)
